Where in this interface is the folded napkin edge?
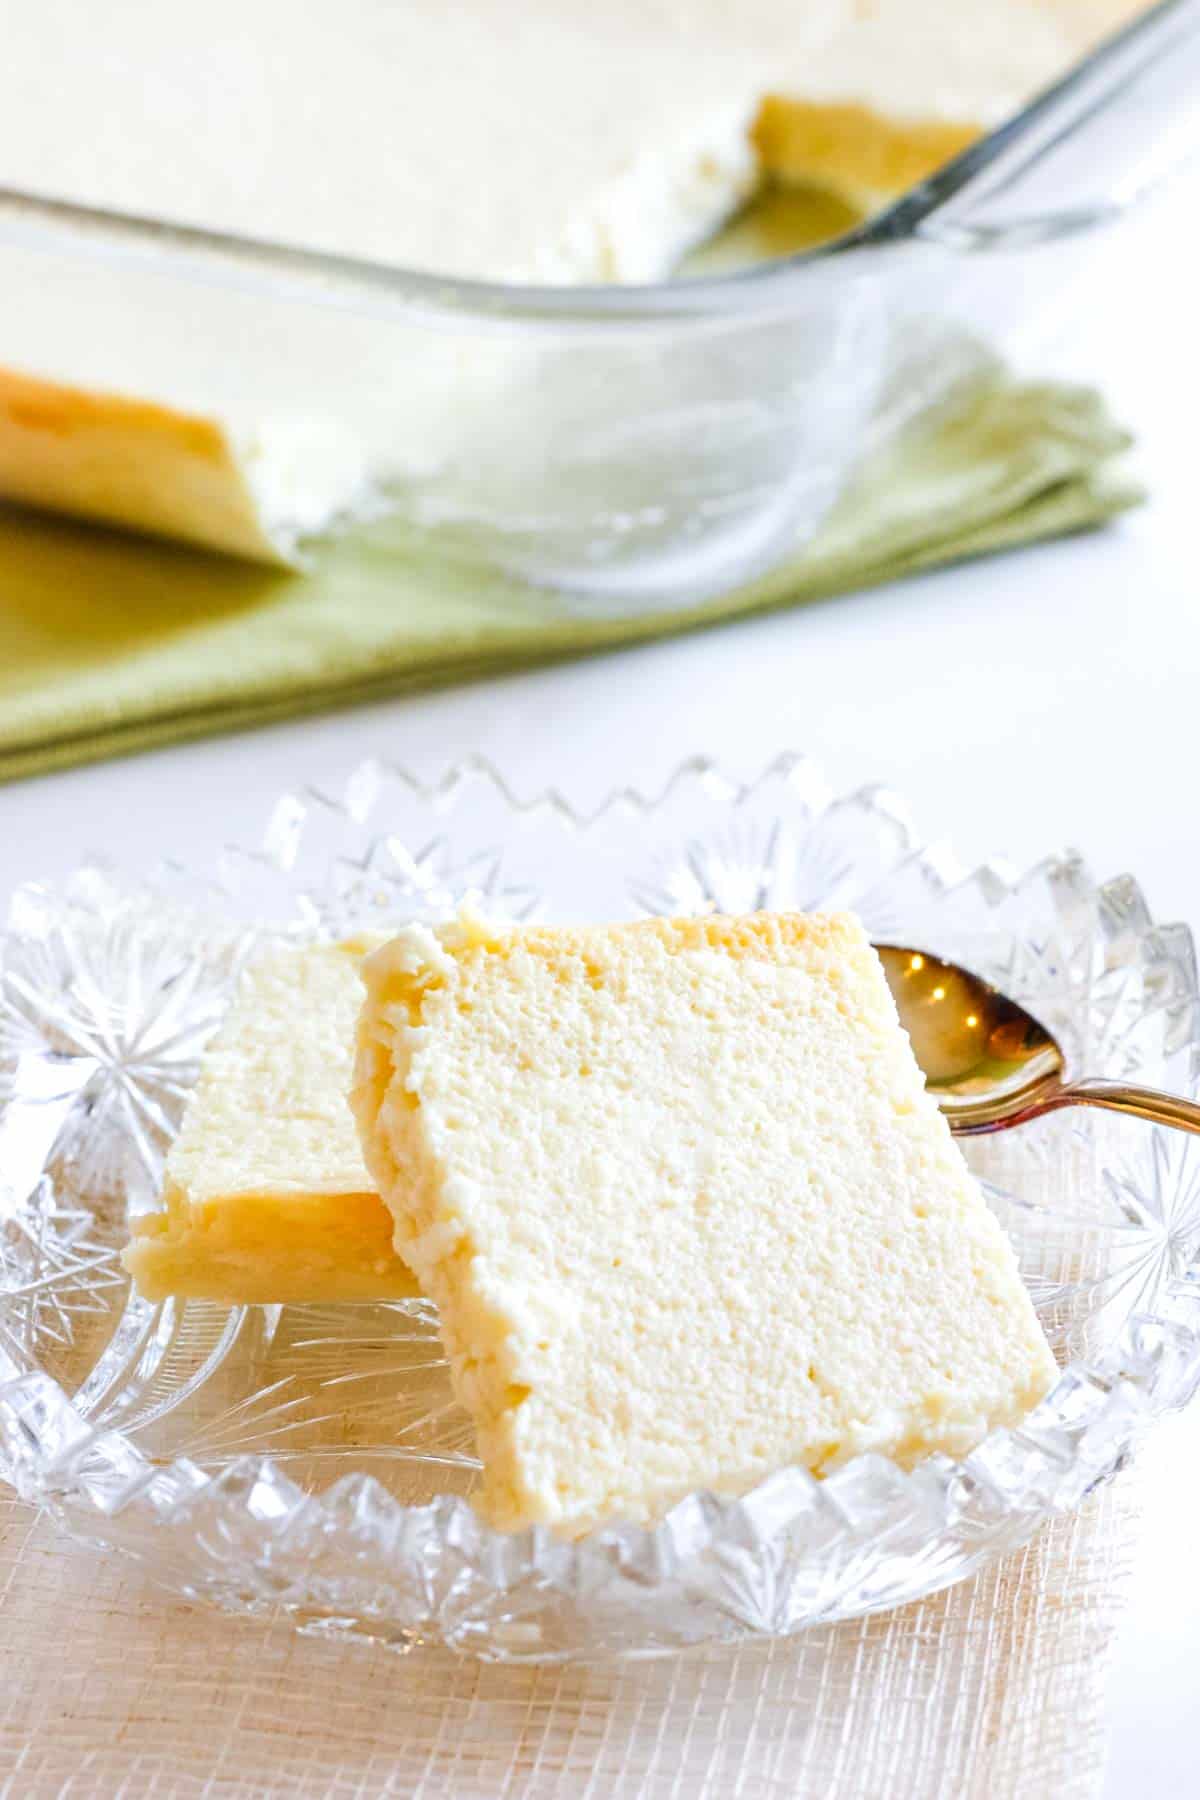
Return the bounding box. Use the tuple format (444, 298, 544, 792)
(0, 463, 1141, 786)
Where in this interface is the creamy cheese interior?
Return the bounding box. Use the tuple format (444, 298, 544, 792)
(1, 1, 800, 284)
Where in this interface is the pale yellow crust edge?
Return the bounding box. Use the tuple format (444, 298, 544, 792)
(122, 1183, 420, 1305)
(0, 362, 293, 564)
(753, 96, 980, 209)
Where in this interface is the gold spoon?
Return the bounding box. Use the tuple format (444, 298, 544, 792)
(875, 945, 1200, 1138)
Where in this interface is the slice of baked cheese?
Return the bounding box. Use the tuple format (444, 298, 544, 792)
(124, 937, 417, 1305)
(353, 911, 1055, 1535)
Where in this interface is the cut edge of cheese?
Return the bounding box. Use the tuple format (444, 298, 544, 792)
(352, 910, 1057, 1537)
(0, 362, 378, 565)
(532, 96, 759, 284)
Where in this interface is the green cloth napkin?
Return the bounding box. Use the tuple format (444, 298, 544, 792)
(0, 370, 1139, 784)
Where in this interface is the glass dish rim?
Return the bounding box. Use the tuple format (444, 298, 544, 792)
(0, 5, 1173, 330)
(3, 750, 1200, 1659)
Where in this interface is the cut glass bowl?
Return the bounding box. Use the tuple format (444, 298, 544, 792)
(2, 753, 1199, 1661)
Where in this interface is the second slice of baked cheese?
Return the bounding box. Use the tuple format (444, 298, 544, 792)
(124, 937, 417, 1305)
(353, 911, 1055, 1535)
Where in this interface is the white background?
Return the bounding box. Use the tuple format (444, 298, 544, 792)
(1, 168, 1196, 1795)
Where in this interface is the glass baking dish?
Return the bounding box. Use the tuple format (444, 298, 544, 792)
(0, 0, 1195, 604)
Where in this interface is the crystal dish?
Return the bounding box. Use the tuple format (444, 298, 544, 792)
(2, 754, 1199, 1661)
(0, 3, 1195, 603)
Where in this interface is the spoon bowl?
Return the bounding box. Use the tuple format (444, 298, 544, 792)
(875, 944, 1200, 1138)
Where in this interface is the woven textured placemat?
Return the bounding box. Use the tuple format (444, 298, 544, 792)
(0, 1470, 1139, 1798)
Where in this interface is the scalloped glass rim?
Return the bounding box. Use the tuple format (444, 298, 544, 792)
(3, 752, 1200, 1662)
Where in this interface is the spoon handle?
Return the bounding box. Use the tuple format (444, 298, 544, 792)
(959, 1077, 1200, 1137)
(1051, 1078, 1200, 1135)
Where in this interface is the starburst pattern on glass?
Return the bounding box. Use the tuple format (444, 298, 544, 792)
(1, 754, 1199, 1659)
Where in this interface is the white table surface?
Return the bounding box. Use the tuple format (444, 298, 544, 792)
(2, 173, 1197, 1795)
